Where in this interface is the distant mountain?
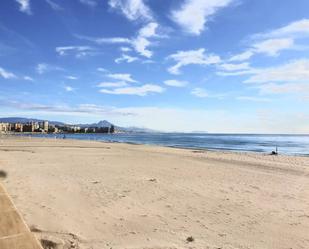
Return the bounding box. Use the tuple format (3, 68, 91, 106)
(78, 120, 113, 128)
(0, 117, 65, 126)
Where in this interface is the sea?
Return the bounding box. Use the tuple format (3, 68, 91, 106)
(22, 133, 309, 156)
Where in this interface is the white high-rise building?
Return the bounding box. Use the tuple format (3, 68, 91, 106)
(43, 121, 49, 132)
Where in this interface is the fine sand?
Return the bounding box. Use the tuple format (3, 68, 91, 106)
(0, 136, 308, 249)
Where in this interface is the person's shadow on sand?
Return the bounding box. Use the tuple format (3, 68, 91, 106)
(0, 170, 7, 179)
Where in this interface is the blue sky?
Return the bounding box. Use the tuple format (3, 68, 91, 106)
(1, 0, 309, 133)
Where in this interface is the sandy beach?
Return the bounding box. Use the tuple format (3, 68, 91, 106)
(0, 136, 308, 249)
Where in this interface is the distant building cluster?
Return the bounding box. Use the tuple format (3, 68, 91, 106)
(0, 121, 115, 134)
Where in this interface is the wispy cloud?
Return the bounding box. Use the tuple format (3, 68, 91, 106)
(229, 51, 254, 62)
(230, 19, 309, 62)
(36, 63, 63, 74)
(253, 19, 309, 39)
(15, 0, 31, 15)
(171, 0, 234, 35)
(191, 88, 209, 98)
(219, 62, 250, 71)
(115, 54, 138, 63)
(64, 86, 74, 92)
(23, 76, 34, 81)
(77, 22, 161, 58)
(79, 0, 97, 7)
(79, 36, 131, 44)
(167, 48, 221, 74)
(120, 47, 132, 52)
(0, 67, 17, 79)
(230, 38, 295, 61)
(55, 46, 96, 58)
(97, 81, 128, 88)
(99, 84, 164, 96)
(108, 0, 153, 21)
(256, 83, 309, 101)
(97, 67, 108, 73)
(191, 87, 225, 99)
(107, 73, 137, 83)
(45, 0, 63, 11)
(163, 79, 188, 87)
(0, 100, 135, 117)
(131, 22, 159, 58)
(252, 38, 294, 56)
(244, 59, 309, 84)
(236, 96, 271, 102)
(65, 75, 78, 80)
(221, 58, 309, 100)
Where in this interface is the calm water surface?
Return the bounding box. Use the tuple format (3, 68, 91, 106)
(24, 133, 309, 156)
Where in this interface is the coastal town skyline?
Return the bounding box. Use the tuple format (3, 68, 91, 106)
(0, 117, 116, 133)
(1, 0, 309, 133)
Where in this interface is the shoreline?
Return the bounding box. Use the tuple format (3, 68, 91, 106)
(3, 132, 309, 157)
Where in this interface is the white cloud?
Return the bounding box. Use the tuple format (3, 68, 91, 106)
(219, 62, 250, 71)
(108, 0, 153, 21)
(230, 19, 309, 62)
(254, 19, 309, 39)
(36, 64, 48, 74)
(120, 47, 132, 52)
(131, 36, 152, 58)
(97, 67, 108, 72)
(245, 59, 309, 84)
(164, 79, 188, 87)
(55, 46, 94, 58)
(77, 22, 160, 58)
(216, 69, 255, 76)
(131, 22, 159, 58)
(191, 88, 209, 98)
(138, 22, 158, 37)
(64, 86, 74, 92)
(171, 0, 234, 35)
(229, 51, 254, 62)
(83, 37, 131, 44)
(36, 63, 63, 74)
(15, 0, 31, 15)
(257, 83, 309, 96)
(45, 0, 63, 10)
(0, 67, 17, 79)
(115, 54, 138, 63)
(191, 87, 226, 99)
(167, 48, 221, 74)
(252, 38, 294, 56)
(107, 73, 137, 83)
(79, 0, 97, 7)
(236, 96, 271, 102)
(97, 81, 128, 88)
(229, 38, 295, 62)
(66, 76, 78, 80)
(99, 84, 164, 96)
(24, 76, 34, 81)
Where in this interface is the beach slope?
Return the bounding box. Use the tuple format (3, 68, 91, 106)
(0, 137, 308, 249)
